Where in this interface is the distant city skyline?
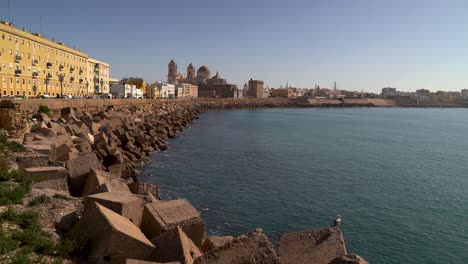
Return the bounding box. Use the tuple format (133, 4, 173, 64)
(2, 0, 467, 93)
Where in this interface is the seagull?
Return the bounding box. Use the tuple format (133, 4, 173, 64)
(333, 214, 342, 227)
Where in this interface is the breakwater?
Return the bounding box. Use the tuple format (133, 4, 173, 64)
(9, 101, 369, 263)
(0, 98, 394, 138)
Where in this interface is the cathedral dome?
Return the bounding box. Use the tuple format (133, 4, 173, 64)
(197, 65, 211, 75)
(211, 71, 223, 80)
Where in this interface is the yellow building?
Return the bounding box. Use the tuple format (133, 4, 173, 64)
(0, 21, 100, 98)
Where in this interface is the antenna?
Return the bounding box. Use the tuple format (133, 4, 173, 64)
(40, 16, 42, 33)
(8, 0, 11, 22)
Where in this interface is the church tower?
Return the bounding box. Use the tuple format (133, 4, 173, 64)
(168, 59, 177, 84)
(187, 63, 195, 78)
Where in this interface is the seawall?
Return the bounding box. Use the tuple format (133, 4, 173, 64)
(0, 98, 395, 138)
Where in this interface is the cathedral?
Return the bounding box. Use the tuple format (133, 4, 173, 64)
(167, 60, 238, 98)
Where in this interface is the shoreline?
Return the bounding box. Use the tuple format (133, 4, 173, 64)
(4, 100, 372, 263)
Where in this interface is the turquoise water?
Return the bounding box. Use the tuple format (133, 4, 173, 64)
(139, 108, 468, 263)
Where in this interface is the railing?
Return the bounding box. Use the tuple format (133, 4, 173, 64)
(32, 59, 38, 66)
(15, 70, 22, 75)
(46, 62, 52, 68)
(70, 77, 75, 82)
(46, 73, 52, 79)
(32, 72, 38, 78)
(59, 65, 64, 71)
(15, 55, 22, 62)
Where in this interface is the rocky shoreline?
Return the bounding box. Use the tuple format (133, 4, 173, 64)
(4, 102, 368, 263)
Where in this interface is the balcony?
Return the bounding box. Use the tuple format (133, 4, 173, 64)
(15, 70, 22, 76)
(46, 62, 52, 68)
(70, 77, 75, 82)
(32, 72, 38, 78)
(59, 65, 64, 71)
(70, 67, 75, 73)
(79, 79, 83, 84)
(15, 55, 22, 62)
(32, 59, 38, 66)
(79, 69, 83, 75)
(46, 73, 52, 79)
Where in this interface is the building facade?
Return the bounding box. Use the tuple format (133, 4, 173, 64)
(154, 82, 175, 98)
(247, 79, 264, 98)
(87, 58, 109, 96)
(270, 88, 294, 98)
(109, 83, 137, 98)
(0, 21, 89, 97)
(175, 83, 191, 98)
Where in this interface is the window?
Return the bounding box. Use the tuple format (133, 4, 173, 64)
(21, 39, 24, 45)
(8, 49, 12, 54)
(2, 77, 5, 84)
(15, 37, 18, 43)
(8, 35, 11, 41)
(1, 34, 4, 39)
(1, 62, 5, 68)
(9, 63, 12, 69)
(10, 78, 13, 83)
(22, 79, 25, 85)
(27, 41, 29, 47)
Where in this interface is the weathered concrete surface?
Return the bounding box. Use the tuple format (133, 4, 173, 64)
(66, 153, 104, 196)
(201, 236, 234, 253)
(69, 202, 155, 263)
(149, 227, 202, 264)
(124, 260, 181, 264)
(85, 191, 145, 227)
(141, 199, 206, 248)
(278, 227, 347, 264)
(24, 166, 68, 191)
(194, 228, 280, 264)
(82, 169, 130, 196)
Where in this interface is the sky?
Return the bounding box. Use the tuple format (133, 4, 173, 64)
(1, 0, 467, 93)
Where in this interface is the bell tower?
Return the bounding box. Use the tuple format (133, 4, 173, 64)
(187, 63, 195, 78)
(168, 59, 177, 84)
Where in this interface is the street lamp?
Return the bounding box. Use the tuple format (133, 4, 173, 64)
(86, 80, 89, 97)
(45, 74, 50, 96)
(100, 78, 104, 94)
(58, 74, 64, 98)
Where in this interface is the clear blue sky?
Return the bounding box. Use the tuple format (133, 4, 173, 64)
(2, 0, 467, 92)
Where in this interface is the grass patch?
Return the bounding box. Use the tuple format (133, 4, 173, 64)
(38, 105, 51, 118)
(0, 181, 31, 206)
(0, 131, 25, 153)
(28, 194, 52, 207)
(52, 194, 72, 201)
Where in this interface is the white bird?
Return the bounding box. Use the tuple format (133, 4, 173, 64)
(333, 214, 342, 227)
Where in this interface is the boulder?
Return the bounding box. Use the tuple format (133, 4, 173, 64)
(75, 140, 92, 153)
(31, 121, 48, 132)
(201, 236, 234, 253)
(55, 210, 78, 233)
(56, 133, 74, 147)
(278, 227, 347, 264)
(85, 191, 145, 227)
(140, 199, 206, 248)
(330, 254, 369, 264)
(194, 229, 280, 264)
(82, 169, 130, 196)
(149, 227, 202, 264)
(124, 260, 180, 264)
(24, 144, 53, 155)
(128, 182, 160, 200)
(33, 112, 51, 124)
(69, 202, 155, 263)
(16, 152, 49, 169)
(66, 153, 103, 196)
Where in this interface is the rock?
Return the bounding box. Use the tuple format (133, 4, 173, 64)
(69, 202, 155, 263)
(33, 112, 51, 124)
(330, 254, 369, 264)
(85, 191, 145, 227)
(25, 144, 53, 155)
(124, 260, 180, 264)
(55, 210, 78, 232)
(56, 133, 74, 147)
(75, 140, 93, 153)
(128, 182, 160, 200)
(25, 166, 68, 191)
(50, 144, 79, 162)
(23, 132, 36, 143)
(149, 227, 202, 264)
(201, 236, 234, 253)
(66, 153, 103, 196)
(278, 227, 347, 264)
(140, 199, 206, 248)
(82, 169, 130, 196)
(194, 229, 280, 264)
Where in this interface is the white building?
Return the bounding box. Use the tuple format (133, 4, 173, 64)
(155, 82, 175, 98)
(109, 83, 137, 98)
(87, 58, 110, 95)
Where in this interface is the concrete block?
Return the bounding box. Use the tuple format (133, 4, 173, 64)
(194, 229, 280, 264)
(50, 144, 79, 162)
(26, 144, 53, 155)
(330, 254, 369, 264)
(82, 169, 130, 196)
(124, 260, 180, 264)
(66, 153, 103, 196)
(140, 199, 206, 248)
(278, 227, 347, 264)
(69, 202, 155, 263)
(25, 166, 68, 191)
(149, 227, 202, 264)
(201, 236, 234, 253)
(16, 152, 49, 169)
(128, 182, 160, 200)
(85, 191, 145, 227)
(75, 141, 92, 153)
(31, 121, 48, 132)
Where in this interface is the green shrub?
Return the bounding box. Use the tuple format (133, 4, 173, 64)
(38, 105, 51, 117)
(0, 229, 19, 254)
(52, 194, 72, 201)
(11, 250, 31, 264)
(0, 181, 32, 206)
(28, 194, 52, 206)
(55, 237, 86, 258)
(0, 131, 25, 153)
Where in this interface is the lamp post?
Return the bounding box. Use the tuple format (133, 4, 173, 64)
(45, 74, 50, 96)
(100, 78, 104, 94)
(58, 74, 64, 98)
(86, 80, 89, 97)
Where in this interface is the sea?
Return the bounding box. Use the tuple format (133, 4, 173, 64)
(139, 108, 468, 264)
